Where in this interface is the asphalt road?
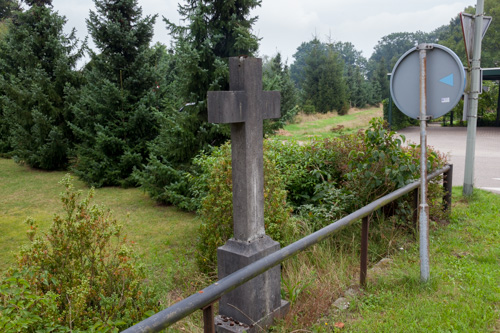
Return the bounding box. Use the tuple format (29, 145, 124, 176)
(397, 125, 500, 195)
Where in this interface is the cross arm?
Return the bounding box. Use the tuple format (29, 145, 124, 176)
(207, 91, 247, 124)
(261, 91, 281, 120)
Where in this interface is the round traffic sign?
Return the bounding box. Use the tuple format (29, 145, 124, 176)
(390, 44, 466, 119)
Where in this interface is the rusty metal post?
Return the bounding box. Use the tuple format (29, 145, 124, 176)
(443, 164, 453, 213)
(360, 217, 370, 287)
(202, 304, 215, 333)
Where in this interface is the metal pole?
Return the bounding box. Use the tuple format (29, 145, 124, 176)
(202, 304, 215, 333)
(412, 189, 419, 230)
(418, 44, 430, 282)
(463, 0, 485, 196)
(388, 95, 393, 130)
(443, 164, 453, 213)
(496, 84, 500, 126)
(360, 217, 369, 287)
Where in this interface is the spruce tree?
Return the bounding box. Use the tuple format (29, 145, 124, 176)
(133, 0, 262, 207)
(159, 0, 262, 164)
(71, 0, 159, 187)
(0, 1, 82, 167)
(262, 53, 298, 131)
(0, 0, 20, 21)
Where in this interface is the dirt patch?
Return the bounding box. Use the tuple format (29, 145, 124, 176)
(341, 109, 383, 130)
(276, 128, 292, 136)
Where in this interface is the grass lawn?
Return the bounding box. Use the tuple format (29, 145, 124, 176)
(0, 158, 200, 295)
(290, 188, 500, 333)
(273, 106, 382, 141)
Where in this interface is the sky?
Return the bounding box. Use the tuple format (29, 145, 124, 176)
(50, 0, 473, 67)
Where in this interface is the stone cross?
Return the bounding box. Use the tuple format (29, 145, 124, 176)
(207, 57, 288, 332)
(208, 57, 280, 242)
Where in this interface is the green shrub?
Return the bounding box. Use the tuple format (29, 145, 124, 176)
(269, 119, 447, 231)
(0, 175, 157, 332)
(345, 118, 447, 224)
(0, 271, 64, 332)
(383, 98, 418, 130)
(195, 142, 291, 274)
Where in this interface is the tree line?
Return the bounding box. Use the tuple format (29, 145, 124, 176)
(0, 0, 498, 206)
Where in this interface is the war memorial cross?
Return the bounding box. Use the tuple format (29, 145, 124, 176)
(208, 57, 280, 242)
(207, 57, 287, 331)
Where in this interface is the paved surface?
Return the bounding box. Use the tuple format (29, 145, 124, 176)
(397, 125, 500, 194)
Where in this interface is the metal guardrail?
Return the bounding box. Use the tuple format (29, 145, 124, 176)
(123, 164, 453, 333)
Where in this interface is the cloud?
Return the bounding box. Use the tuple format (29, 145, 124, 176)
(254, 1, 470, 61)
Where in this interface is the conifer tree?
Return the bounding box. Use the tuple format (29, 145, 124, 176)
(263, 53, 298, 131)
(158, 0, 262, 164)
(303, 39, 348, 114)
(134, 0, 262, 207)
(0, 0, 82, 167)
(71, 0, 159, 187)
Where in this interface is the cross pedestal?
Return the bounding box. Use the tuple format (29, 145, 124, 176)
(207, 57, 289, 332)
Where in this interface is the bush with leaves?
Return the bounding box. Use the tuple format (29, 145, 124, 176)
(195, 142, 291, 274)
(344, 118, 447, 224)
(0, 175, 157, 332)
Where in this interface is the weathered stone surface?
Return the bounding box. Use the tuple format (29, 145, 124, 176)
(217, 237, 282, 326)
(207, 57, 280, 243)
(207, 57, 286, 332)
(333, 297, 350, 310)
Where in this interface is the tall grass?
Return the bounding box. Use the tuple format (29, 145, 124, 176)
(272, 188, 500, 332)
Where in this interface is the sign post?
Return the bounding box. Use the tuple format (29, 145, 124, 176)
(417, 44, 431, 282)
(390, 43, 465, 282)
(463, 0, 488, 196)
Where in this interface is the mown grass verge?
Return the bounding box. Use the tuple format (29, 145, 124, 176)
(0, 158, 204, 306)
(272, 188, 500, 332)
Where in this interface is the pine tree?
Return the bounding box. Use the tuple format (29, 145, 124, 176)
(71, 0, 159, 187)
(0, 1, 83, 167)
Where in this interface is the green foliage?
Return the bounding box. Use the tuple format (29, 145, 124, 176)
(0, 4, 83, 167)
(293, 38, 373, 112)
(274, 119, 446, 231)
(346, 119, 447, 224)
(262, 53, 299, 132)
(0, 175, 157, 331)
(303, 38, 349, 114)
(0, 0, 19, 20)
(382, 98, 418, 130)
(160, 0, 262, 165)
(195, 142, 291, 274)
(71, 0, 160, 187)
(0, 271, 64, 332)
(368, 31, 437, 76)
(331, 41, 375, 108)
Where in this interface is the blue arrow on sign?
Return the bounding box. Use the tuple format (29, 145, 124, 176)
(440, 74, 454, 86)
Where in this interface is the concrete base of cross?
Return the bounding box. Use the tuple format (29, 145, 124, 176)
(216, 236, 289, 332)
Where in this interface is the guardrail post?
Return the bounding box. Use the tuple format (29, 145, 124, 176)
(443, 164, 453, 213)
(203, 303, 215, 333)
(360, 216, 370, 287)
